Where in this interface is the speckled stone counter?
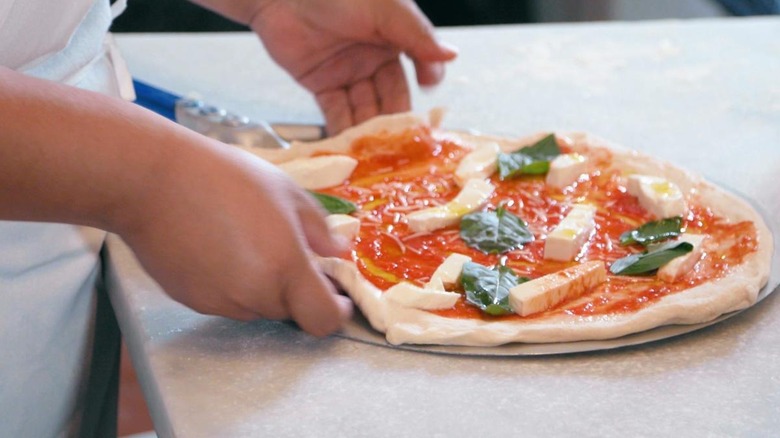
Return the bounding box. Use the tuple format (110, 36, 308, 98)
(109, 18, 779, 437)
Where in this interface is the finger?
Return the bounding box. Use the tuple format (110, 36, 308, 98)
(316, 88, 353, 135)
(188, 296, 263, 321)
(375, 0, 459, 63)
(228, 275, 291, 322)
(348, 79, 380, 125)
(334, 294, 354, 321)
(374, 60, 411, 114)
(220, 308, 263, 322)
(413, 60, 445, 87)
(183, 286, 274, 321)
(284, 260, 353, 337)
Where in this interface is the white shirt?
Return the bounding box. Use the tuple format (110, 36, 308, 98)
(0, 0, 130, 436)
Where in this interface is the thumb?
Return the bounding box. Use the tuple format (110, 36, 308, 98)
(375, 0, 458, 85)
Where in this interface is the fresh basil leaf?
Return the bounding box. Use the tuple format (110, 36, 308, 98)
(520, 160, 551, 175)
(498, 153, 531, 179)
(497, 133, 560, 180)
(309, 191, 357, 214)
(610, 240, 694, 276)
(619, 216, 683, 246)
(522, 133, 561, 161)
(460, 207, 534, 254)
(460, 262, 529, 316)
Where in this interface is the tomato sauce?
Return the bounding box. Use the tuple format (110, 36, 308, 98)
(320, 127, 758, 320)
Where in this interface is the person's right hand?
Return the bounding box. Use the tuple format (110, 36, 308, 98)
(248, 0, 457, 134)
(119, 139, 353, 337)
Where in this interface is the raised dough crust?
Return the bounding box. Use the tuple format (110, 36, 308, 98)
(262, 113, 774, 346)
(248, 113, 426, 164)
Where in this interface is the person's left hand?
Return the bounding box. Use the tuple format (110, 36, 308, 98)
(249, 0, 457, 134)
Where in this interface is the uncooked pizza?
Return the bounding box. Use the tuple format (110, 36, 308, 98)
(246, 112, 773, 347)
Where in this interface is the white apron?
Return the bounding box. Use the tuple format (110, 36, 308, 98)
(0, 1, 133, 436)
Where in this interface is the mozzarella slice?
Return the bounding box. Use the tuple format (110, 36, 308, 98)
(382, 252, 470, 310)
(406, 178, 494, 233)
(626, 174, 686, 219)
(546, 153, 589, 189)
(509, 261, 607, 317)
(544, 204, 597, 262)
(657, 234, 706, 283)
(426, 253, 472, 290)
(325, 214, 360, 241)
(454, 142, 500, 186)
(278, 155, 358, 189)
(383, 281, 460, 310)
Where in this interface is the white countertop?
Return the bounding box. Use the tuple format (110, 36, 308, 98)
(109, 17, 780, 438)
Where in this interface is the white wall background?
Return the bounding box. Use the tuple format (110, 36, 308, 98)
(536, 0, 728, 22)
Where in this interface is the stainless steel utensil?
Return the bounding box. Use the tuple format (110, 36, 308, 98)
(174, 98, 325, 149)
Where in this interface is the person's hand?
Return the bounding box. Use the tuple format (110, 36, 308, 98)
(2, 58, 353, 337)
(249, 0, 457, 134)
(119, 139, 353, 336)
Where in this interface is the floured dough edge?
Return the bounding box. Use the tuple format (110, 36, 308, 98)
(258, 112, 774, 346)
(248, 112, 431, 164)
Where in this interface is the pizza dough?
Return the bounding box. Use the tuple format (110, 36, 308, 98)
(248, 112, 773, 347)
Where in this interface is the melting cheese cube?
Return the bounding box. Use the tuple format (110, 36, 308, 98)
(383, 281, 460, 310)
(278, 155, 358, 189)
(426, 253, 472, 290)
(544, 204, 597, 262)
(546, 153, 589, 189)
(626, 175, 686, 219)
(325, 214, 360, 241)
(509, 261, 606, 316)
(406, 178, 494, 233)
(454, 142, 500, 186)
(657, 234, 706, 283)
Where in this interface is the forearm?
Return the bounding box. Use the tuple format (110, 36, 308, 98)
(0, 66, 351, 333)
(0, 66, 209, 233)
